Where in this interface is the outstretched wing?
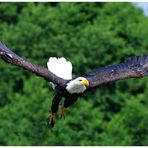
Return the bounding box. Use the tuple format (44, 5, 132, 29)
(84, 55, 148, 88)
(0, 41, 68, 88)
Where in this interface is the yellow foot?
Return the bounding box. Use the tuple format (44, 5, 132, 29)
(60, 106, 66, 119)
(48, 112, 55, 127)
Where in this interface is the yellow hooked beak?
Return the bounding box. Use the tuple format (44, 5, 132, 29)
(80, 79, 89, 87)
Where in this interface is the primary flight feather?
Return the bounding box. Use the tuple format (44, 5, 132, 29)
(0, 40, 148, 127)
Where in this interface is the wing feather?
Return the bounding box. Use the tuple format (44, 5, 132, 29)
(0, 41, 68, 88)
(84, 55, 148, 88)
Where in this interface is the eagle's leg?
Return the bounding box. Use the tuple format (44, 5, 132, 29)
(60, 106, 66, 118)
(62, 96, 79, 117)
(48, 93, 62, 127)
(49, 112, 55, 127)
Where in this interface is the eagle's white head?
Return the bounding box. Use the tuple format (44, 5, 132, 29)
(47, 57, 89, 94)
(66, 77, 89, 94)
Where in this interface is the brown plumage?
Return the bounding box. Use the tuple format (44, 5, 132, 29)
(0, 40, 148, 127)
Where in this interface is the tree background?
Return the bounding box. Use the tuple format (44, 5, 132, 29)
(0, 2, 148, 146)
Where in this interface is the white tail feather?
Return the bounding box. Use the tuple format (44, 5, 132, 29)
(47, 57, 72, 80)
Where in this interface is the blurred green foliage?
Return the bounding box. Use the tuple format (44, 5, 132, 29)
(0, 2, 148, 146)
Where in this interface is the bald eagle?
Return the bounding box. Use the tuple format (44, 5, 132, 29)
(0, 41, 148, 127)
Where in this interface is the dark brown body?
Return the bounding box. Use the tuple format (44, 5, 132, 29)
(51, 85, 80, 114)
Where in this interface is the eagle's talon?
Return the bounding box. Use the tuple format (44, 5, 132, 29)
(48, 112, 55, 127)
(60, 106, 66, 119)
